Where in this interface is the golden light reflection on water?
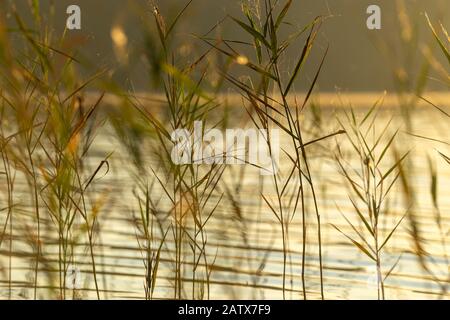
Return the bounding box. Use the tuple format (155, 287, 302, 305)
(1, 93, 449, 300)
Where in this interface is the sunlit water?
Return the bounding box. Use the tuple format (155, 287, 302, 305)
(1, 96, 450, 300)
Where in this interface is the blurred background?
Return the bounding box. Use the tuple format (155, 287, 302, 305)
(6, 0, 450, 92)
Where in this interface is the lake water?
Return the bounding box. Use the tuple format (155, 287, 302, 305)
(1, 93, 450, 300)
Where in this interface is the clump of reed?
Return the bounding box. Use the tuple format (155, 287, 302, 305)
(334, 97, 407, 299)
(0, 2, 109, 299)
(1, 0, 448, 301)
(411, 14, 450, 293)
(198, 0, 348, 299)
(108, 0, 229, 299)
(373, 3, 449, 295)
